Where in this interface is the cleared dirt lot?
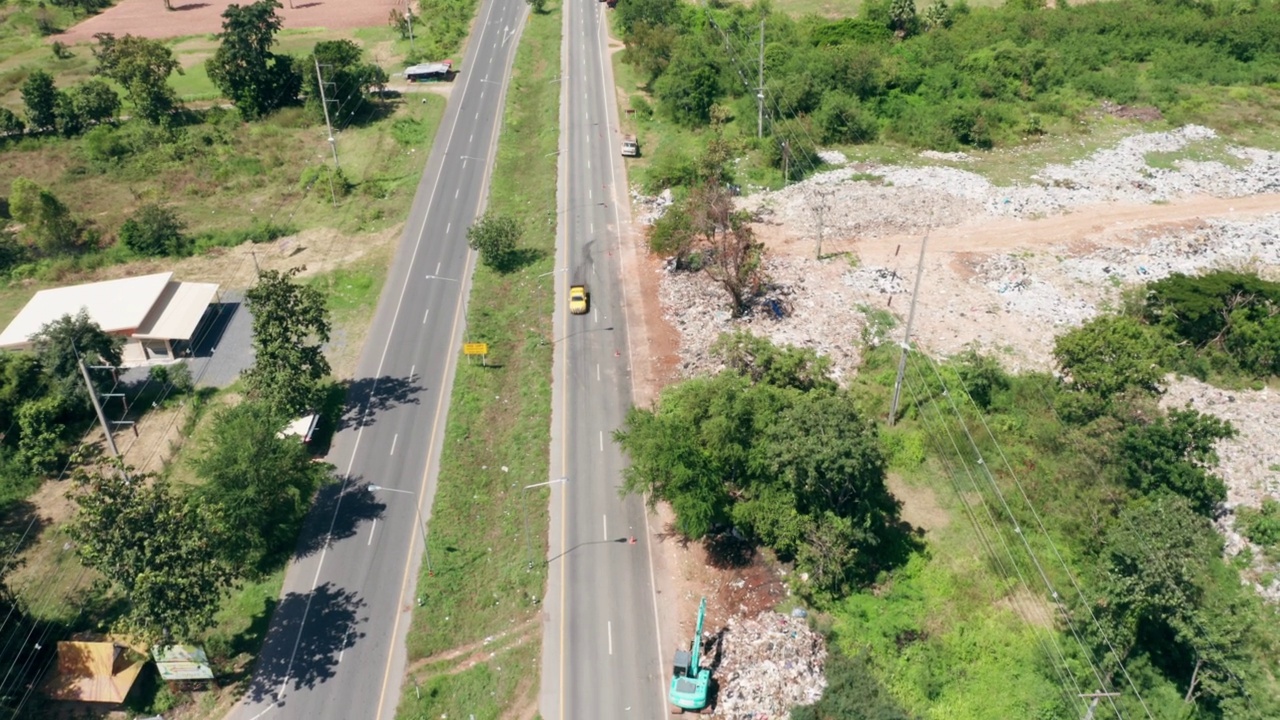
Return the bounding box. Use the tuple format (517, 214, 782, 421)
(54, 0, 406, 43)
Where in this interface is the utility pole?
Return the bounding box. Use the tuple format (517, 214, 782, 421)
(812, 187, 832, 260)
(406, 2, 415, 55)
(1079, 691, 1121, 720)
(888, 233, 929, 426)
(756, 20, 764, 140)
(314, 57, 340, 206)
(78, 357, 119, 460)
(782, 141, 790, 186)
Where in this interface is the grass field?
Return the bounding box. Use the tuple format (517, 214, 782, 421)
(396, 1, 562, 717)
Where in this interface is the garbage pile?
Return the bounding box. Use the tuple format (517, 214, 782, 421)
(711, 612, 827, 719)
(659, 255, 865, 382)
(1161, 377, 1280, 603)
(733, 125, 1280, 237)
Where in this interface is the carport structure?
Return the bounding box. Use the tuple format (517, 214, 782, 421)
(0, 272, 221, 364)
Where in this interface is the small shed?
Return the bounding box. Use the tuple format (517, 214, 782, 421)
(42, 640, 146, 704)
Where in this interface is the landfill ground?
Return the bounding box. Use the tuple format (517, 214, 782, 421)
(620, 125, 1280, 718)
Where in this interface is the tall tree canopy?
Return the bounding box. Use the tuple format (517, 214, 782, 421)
(1113, 407, 1235, 516)
(29, 309, 123, 401)
(7, 177, 82, 255)
(92, 33, 182, 124)
(616, 334, 907, 596)
(69, 468, 236, 642)
(302, 40, 388, 125)
(244, 267, 332, 416)
(206, 0, 301, 120)
(192, 401, 331, 574)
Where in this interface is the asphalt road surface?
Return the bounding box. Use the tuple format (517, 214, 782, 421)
(538, 1, 667, 719)
(227, 1, 528, 718)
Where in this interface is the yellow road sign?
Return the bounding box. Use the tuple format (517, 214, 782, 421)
(463, 342, 489, 356)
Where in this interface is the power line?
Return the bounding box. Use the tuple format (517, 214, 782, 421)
(916, 352, 1153, 720)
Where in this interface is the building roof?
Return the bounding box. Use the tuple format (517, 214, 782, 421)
(0, 272, 174, 349)
(43, 641, 145, 704)
(133, 281, 220, 342)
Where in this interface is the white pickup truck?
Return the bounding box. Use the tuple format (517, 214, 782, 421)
(621, 134, 639, 157)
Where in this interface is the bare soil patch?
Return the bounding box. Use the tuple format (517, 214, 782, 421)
(886, 473, 950, 534)
(55, 0, 406, 43)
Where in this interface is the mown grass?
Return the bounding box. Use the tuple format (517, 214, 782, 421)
(398, 1, 562, 717)
(401, 641, 541, 720)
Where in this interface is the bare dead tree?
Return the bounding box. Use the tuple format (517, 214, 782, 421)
(703, 211, 764, 318)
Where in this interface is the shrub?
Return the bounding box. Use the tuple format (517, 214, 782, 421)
(119, 204, 190, 257)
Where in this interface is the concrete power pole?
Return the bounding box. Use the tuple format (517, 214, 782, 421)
(78, 357, 119, 460)
(406, 2, 415, 55)
(314, 57, 341, 206)
(888, 233, 929, 426)
(1079, 692, 1121, 720)
(756, 20, 764, 140)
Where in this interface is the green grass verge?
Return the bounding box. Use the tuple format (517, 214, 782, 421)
(397, 1, 562, 717)
(402, 641, 541, 720)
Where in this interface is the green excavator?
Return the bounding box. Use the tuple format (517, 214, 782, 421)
(668, 597, 711, 714)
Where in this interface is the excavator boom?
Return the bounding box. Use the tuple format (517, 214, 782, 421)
(689, 597, 706, 671)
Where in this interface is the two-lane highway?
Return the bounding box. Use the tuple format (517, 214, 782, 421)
(539, 0, 666, 718)
(230, 0, 529, 718)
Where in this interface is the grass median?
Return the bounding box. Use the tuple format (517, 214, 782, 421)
(397, 1, 562, 717)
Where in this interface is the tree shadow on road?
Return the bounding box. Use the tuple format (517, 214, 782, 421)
(291, 478, 386, 561)
(241, 582, 368, 705)
(338, 374, 425, 431)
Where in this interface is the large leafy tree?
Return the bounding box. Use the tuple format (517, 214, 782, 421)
(119, 204, 189, 257)
(1088, 495, 1265, 715)
(466, 212, 522, 271)
(302, 40, 388, 125)
(69, 468, 236, 642)
(244, 267, 332, 417)
(20, 70, 59, 131)
(8, 178, 83, 255)
(1113, 407, 1235, 516)
(617, 336, 903, 595)
(29, 309, 124, 402)
(72, 79, 121, 125)
(192, 401, 331, 574)
(1053, 315, 1164, 400)
(206, 0, 302, 120)
(1143, 271, 1280, 377)
(92, 33, 182, 124)
(654, 38, 720, 127)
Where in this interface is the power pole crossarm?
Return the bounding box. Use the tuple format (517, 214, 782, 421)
(79, 358, 119, 459)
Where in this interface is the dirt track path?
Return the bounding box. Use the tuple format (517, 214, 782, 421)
(845, 193, 1280, 263)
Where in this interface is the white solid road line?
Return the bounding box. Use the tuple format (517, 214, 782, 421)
(368, 518, 377, 546)
(423, 306, 430, 324)
(608, 620, 613, 655)
(597, 363, 600, 382)
(390, 434, 398, 456)
(603, 514, 608, 541)
(599, 430, 604, 452)
(410, 364, 416, 378)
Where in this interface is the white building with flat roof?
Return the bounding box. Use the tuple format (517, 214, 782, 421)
(0, 272, 221, 364)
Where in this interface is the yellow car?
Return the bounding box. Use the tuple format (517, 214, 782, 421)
(569, 284, 589, 315)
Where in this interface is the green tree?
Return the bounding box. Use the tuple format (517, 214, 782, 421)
(466, 212, 522, 271)
(1143, 271, 1280, 377)
(710, 329, 835, 392)
(0, 107, 24, 137)
(206, 0, 302, 120)
(20, 70, 58, 131)
(813, 91, 878, 145)
(119, 203, 189, 257)
(1053, 315, 1164, 400)
(192, 401, 331, 574)
(792, 648, 915, 720)
(15, 396, 65, 475)
(29, 309, 125, 403)
(890, 0, 919, 37)
(1114, 408, 1235, 516)
(69, 468, 236, 642)
(8, 177, 83, 255)
(0, 352, 46, 441)
(626, 20, 679, 86)
(654, 39, 720, 127)
(302, 40, 388, 125)
(646, 203, 697, 268)
(1090, 495, 1261, 714)
(92, 33, 182, 124)
(72, 78, 121, 125)
(616, 0, 682, 36)
(52, 91, 84, 138)
(243, 267, 332, 417)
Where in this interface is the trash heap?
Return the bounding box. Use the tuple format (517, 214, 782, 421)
(711, 611, 827, 719)
(733, 125, 1280, 237)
